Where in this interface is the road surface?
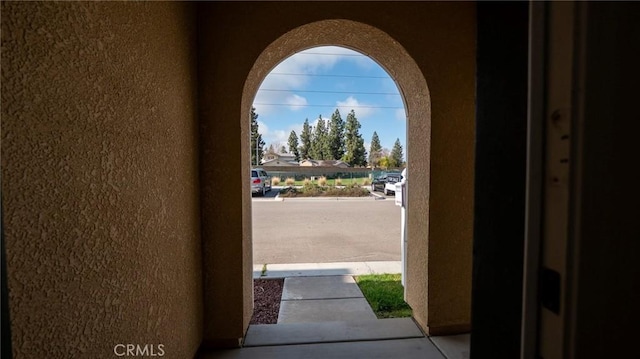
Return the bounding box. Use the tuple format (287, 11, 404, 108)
(252, 198, 402, 264)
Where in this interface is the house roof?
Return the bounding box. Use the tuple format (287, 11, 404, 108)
(300, 159, 350, 167)
(261, 158, 299, 166)
(263, 152, 296, 160)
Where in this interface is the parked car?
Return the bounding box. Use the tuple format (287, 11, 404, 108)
(383, 173, 403, 195)
(371, 175, 388, 193)
(371, 172, 402, 195)
(251, 168, 271, 196)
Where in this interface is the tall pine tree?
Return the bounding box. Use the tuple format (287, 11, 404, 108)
(250, 107, 265, 166)
(328, 109, 345, 160)
(310, 115, 331, 160)
(390, 138, 404, 168)
(299, 118, 312, 160)
(368, 131, 383, 167)
(288, 130, 300, 162)
(342, 110, 367, 167)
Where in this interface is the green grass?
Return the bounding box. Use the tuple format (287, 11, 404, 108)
(354, 273, 412, 319)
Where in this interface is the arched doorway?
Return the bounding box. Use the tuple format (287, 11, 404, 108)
(198, 8, 475, 345)
(241, 19, 432, 332)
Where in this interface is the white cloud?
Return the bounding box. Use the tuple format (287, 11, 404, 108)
(253, 89, 283, 116)
(257, 121, 270, 138)
(336, 96, 376, 119)
(268, 116, 327, 148)
(260, 46, 356, 90)
(304, 46, 376, 70)
(254, 46, 372, 115)
(258, 120, 289, 148)
(285, 94, 308, 110)
(395, 108, 407, 121)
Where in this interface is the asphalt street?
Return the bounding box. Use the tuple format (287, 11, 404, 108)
(252, 198, 402, 264)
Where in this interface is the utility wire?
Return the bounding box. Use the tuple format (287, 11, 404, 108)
(253, 103, 403, 109)
(294, 52, 366, 57)
(268, 72, 390, 79)
(258, 89, 401, 96)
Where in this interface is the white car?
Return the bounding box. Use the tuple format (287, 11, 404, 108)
(383, 173, 403, 195)
(251, 168, 271, 196)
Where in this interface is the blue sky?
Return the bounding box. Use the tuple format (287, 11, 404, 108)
(252, 46, 406, 156)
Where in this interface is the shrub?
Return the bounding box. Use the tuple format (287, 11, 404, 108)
(335, 177, 343, 186)
(278, 187, 299, 197)
(318, 176, 327, 187)
(285, 177, 295, 186)
(362, 178, 372, 185)
(324, 186, 370, 197)
(271, 176, 280, 186)
(279, 183, 370, 197)
(302, 183, 322, 196)
(302, 178, 311, 186)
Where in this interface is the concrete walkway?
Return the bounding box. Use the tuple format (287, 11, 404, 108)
(225, 272, 440, 359)
(277, 275, 378, 323)
(203, 264, 470, 358)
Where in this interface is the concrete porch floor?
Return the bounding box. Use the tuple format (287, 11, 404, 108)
(200, 263, 469, 358)
(202, 337, 447, 359)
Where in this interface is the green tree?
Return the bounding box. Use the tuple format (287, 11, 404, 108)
(390, 138, 404, 168)
(287, 130, 300, 161)
(279, 145, 287, 154)
(299, 118, 312, 160)
(342, 110, 367, 167)
(250, 107, 265, 166)
(379, 156, 390, 169)
(310, 115, 331, 159)
(328, 109, 345, 160)
(368, 131, 383, 167)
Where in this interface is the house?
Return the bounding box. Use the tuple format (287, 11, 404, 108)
(261, 152, 298, 166)
(261, 151, 296, 163)
(260, 158, 299, 167)
(299, 159, 350, 168)
(1, 2, 638, 358)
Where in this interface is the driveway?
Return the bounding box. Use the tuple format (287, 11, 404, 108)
(252, 198, 402, 264)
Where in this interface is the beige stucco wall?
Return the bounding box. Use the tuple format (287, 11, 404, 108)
(1, 2, 202, 358)
(1, 1, 475, 353)
(199, 1, 475, 343)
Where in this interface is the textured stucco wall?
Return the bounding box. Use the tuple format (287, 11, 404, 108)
(1, 2, 202, 358)
(199, 1, 475, 342)
(197, 7, 253, 348)
(416, 4, 476, 334)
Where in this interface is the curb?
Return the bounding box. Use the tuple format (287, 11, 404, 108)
(253, 261, 402, 279)
(277, 196, 383, 201)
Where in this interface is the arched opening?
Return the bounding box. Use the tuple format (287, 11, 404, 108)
(250, 46, 406, 262)
(249, 45, 407, 324)
(199, 9, 475, 346)
(241, 19, 433, 332)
